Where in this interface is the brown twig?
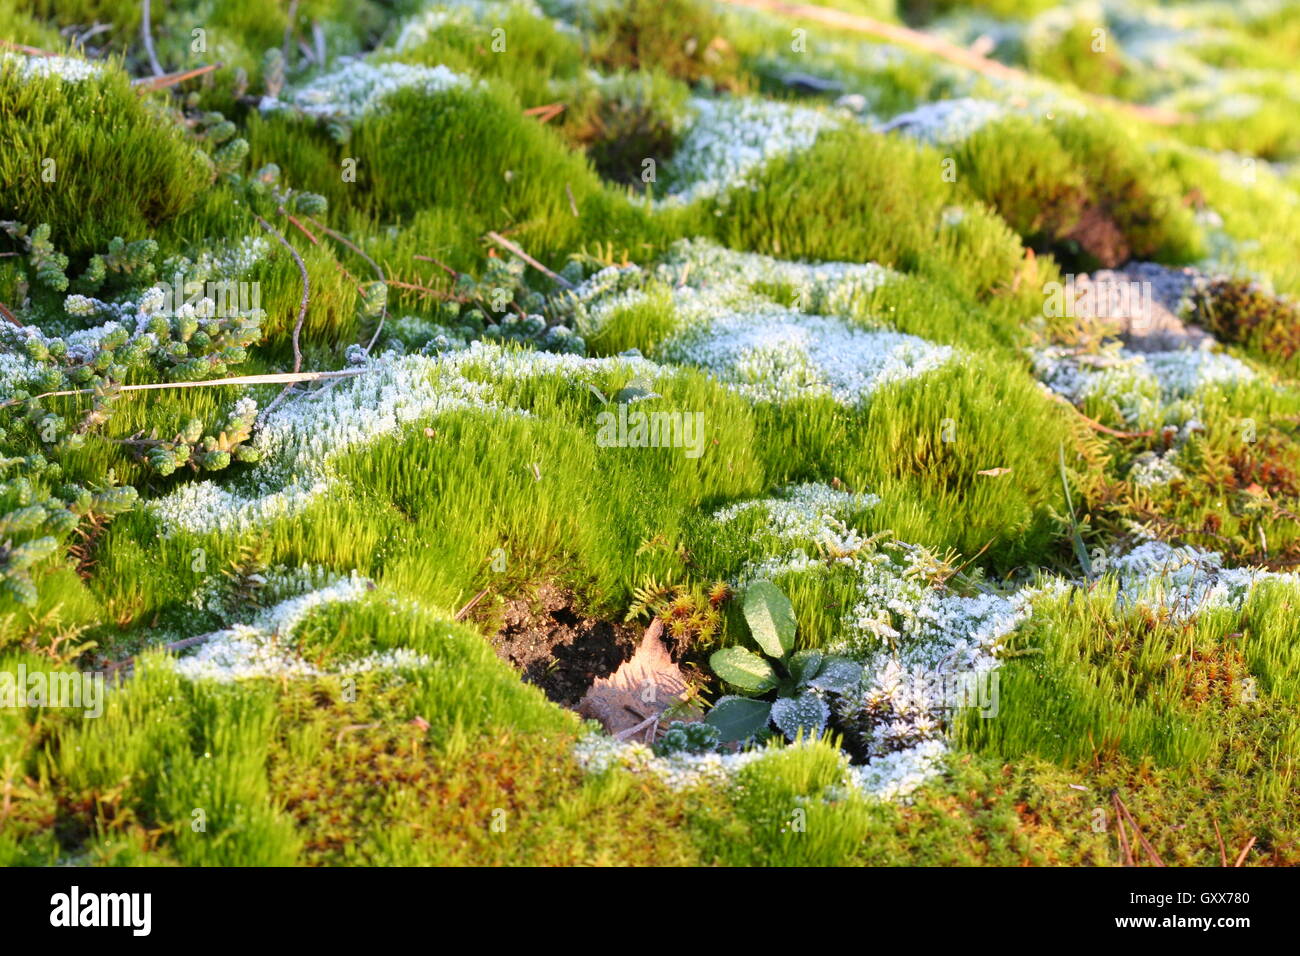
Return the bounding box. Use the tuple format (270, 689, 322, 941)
(1112, 792, 1135, 866)
(105, 632, 218, 676)
(1112, 792, 1166, 866)
(282, 213, 366, 293)
(310, 219, 383, 280)
(716, 0, 1189, 126)
(485, 231, 575, 290)
(0, 302, 21, 327)
(1233, 836, 1256, 867)
(133, 62, 223, 91)
(454, 588, 490, 621)
(0, 39, 58, 57)
(309, 219, 391, 351)
(522, 102, 566, 124)
(1048, 391, 1154, 439)
(414, 254, 460, 279)
(280, 210, 320, 246)
(386, 278, 469, 302)
(613, 712, 660, 744)
(1213, 817, 1227, 867)
(944, 537, 994, 587)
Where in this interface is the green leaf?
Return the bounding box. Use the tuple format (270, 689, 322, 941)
(743, 580, 797, 659)
(1058, 443, 1093, 579)
(612, 377, 660, 404)
(709, 646, 778, 692)
(705, 696, 773, 742)
(770, 691, 829, 740)
(788, 648, 823, 684)
(805, 656, 862, 694)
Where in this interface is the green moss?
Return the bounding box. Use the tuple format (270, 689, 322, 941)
(709, 125, 1026, 298)
(0, 59, 211, 255)
(589, 0, 751, 92)
(954, 113, 1202, 270)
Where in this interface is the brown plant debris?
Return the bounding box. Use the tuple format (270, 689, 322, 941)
(577, 619, 701, 741)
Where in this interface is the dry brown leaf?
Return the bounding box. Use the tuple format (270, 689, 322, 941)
(977, 467, 1012, 477)
(576, 619, 699, 741)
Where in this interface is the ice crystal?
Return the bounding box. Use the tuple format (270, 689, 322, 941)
(572, 732, 944, 802)
(1128, 450, 1185, 487)
(171, 574, 431, 682)
(661, 306, 952, 407)
(260, 60, 468, 124)
(877, 97, 1006, 145)
(396, 0, 548, 49)
(708, 483, 1049, 779)
(149, 343, 666, 536)
(713, 482, 879, 555)
(1033, 343, 1255, 427)
(1109, 539, 1300, 624)
(1, 52, 102, 84)
(659, 97, 842, 206)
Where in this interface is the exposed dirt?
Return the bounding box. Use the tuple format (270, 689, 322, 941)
(488, 583, 641, 706)
(1065, 205, 1130, 269)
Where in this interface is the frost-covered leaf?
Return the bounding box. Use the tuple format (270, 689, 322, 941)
(788, 648, 823, 684)
(612, 377, 660, 403)
(709, 645, 777, 692)
(705, 695, 773, 743)
(805, 656, 863, 695)
(742, 580, 797, 658)
(770, 691, 829, 740)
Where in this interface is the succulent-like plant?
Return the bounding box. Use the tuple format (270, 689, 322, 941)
(653, 720, 721, 757)
(704, 580, 862, 744)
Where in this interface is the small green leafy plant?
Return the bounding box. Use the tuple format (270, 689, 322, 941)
(653, 720, 721, 757)
(704, 581, 862, 744)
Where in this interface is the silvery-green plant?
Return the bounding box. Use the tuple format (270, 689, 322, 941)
(653, 720, 721, 757)
(705, 580, 862, 744)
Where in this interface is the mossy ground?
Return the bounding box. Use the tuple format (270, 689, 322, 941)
(2, 0, 1299, 866)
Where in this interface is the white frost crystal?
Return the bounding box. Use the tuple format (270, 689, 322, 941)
(662, 307, 952, 407)
(396, 0, 548, 49)
(565, 240, 946, 407)
(877, 97, 1006, 145)
(1, 52, 102, 83)
(714, 481, 879, 554)
(1033, 344, 1255, 426)
(659, 97, 842, 206)
(172, 574, 431, 682)
(1110, 539, 1300, 624)
(261, 60, 468, 124)
(573, 733, 944, 803)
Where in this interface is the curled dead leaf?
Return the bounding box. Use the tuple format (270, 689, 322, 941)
(576, 619, 700, 743)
